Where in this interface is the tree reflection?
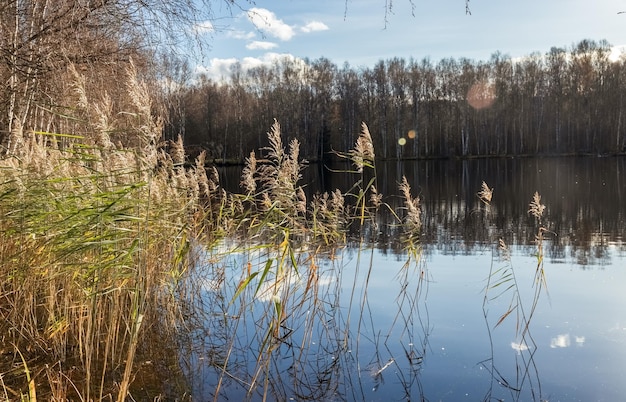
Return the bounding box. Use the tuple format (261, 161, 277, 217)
(218, 156, 626, 267)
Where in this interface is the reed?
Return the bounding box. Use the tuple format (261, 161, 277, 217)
(207, 119, 429, 400)
(479, 183, 550, 401)
(0, 63, 213, 400)
(2, 52, 428, 400)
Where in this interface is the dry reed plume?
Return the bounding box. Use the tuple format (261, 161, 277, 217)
(479, 183, 550, 401)
(478, 181, 494, 205)
(351, 122, 375, 173)
(0, 62, 215, 401)
(399, 176, 422, 235)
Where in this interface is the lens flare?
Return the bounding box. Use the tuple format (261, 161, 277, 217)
(467, 80, 496, 110)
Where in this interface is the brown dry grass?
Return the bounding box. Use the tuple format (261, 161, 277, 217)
(0, 62, 213, 401)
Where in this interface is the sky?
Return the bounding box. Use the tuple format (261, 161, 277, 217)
(196, 0, 626, 81)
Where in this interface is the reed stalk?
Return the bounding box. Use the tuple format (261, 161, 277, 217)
(0, 63, 212, 400)
(480, 183, 549, 401)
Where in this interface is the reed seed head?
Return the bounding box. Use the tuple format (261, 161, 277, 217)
(370, 186, 383, 210)
(528, 192, 545, 220)
(399, 176, 421, 233)
(241, 151, 257, 193)
(352, 122, 375, 173)
(478, 181, 493, 205)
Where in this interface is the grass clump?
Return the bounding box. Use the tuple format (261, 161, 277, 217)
(0, 63, 214, 401)
(1, 65, 427, 400)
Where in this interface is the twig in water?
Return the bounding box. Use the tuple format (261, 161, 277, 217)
(373, 358, 394, 377)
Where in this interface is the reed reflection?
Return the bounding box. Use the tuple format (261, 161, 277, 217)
(190, 240, 431, 401)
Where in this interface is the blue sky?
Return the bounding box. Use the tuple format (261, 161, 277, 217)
(196, 0, 626, 80)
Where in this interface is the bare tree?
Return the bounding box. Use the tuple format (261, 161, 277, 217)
(0, 0, 241, 148)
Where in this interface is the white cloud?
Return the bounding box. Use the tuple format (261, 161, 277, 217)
(610, 45, 625, 62)
(196, 53, 308, 83)
(194, 20, 214, 34)
(228, 30, 256, 40)
(247, 7, 295, 41)
(239, 56, 265, 71)
(240, 53, 291, 71)
(301, 21, 329, 33)
(246, 41, 279, 50)
(195, 58, 238, 82)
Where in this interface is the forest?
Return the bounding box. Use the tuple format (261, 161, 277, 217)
(171, 39, 626, 162)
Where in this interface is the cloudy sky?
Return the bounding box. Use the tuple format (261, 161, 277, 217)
(197, 0, 626, 80)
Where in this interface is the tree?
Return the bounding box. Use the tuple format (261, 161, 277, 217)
(308, 58, 337, 160)
(545, 47, 567, 152)
(0, 0, 239, 148)
(336, 63, 362, 155)
(387, 58, 409, 158)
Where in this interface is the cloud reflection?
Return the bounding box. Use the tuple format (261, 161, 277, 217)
(549, 333, 587, 348)
(511, 341, 529, 353)
(550, 333, 571, 348)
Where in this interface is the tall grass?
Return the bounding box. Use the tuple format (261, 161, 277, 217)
(3, 56, 427, 398)
(208, 120, 429, 400)
(479, 182, 550, 401)
(0, 63, 214, 400)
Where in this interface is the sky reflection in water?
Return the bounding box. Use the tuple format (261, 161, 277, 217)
(192, 241, 626, 401)
(419, 246, 626, 401)
(197, 157, 626, 401)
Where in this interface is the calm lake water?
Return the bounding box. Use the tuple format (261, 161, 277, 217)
(191, 157, 626, 401)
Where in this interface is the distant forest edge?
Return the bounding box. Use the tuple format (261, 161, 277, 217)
(168, 39, 626, 163)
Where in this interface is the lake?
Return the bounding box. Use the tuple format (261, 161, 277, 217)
(189, 156, 626, 401)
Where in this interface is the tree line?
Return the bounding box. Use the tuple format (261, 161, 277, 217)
(171, 39, 626, 162)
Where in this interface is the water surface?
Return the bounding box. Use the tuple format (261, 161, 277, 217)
(193, 157, 626, 401)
